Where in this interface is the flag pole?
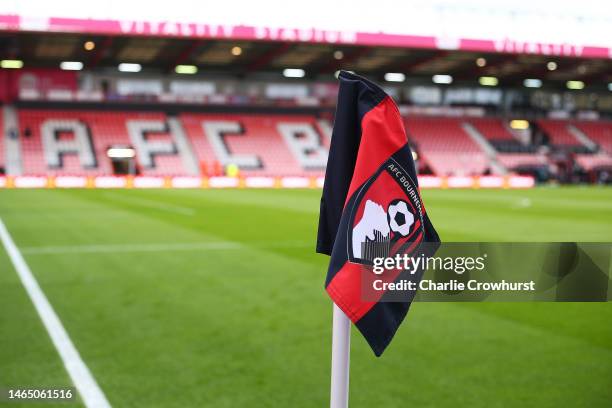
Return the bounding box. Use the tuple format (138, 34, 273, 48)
(330, 303, 351, 408)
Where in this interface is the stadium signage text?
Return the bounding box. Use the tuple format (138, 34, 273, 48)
(493, 39, 584, 57)
(117, 20, 357, 43)
(254, 27, 356, 43)
(119, 21, 237, 37)
(3, 14, 610, 58)
(387, 162, 423, 222)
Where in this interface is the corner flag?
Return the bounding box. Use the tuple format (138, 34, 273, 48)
(317, 71, 440, 356)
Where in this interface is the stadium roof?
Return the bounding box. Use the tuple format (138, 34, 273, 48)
(3, 0, 612, 51)
(2, 30, 611, 89)
(1, 1, 611, 88)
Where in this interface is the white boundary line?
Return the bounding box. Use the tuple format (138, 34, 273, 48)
(0, 218, 112, 408)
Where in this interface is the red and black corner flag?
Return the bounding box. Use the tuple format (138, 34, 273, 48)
(317, 71, 440, 356)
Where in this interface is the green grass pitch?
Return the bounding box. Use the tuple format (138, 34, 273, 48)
(0, 187, 611, 407)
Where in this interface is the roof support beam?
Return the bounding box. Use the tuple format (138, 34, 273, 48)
(453, 54, 516, 80)
(393, 51, 449, 74)
(87, 37, 113, 69)
(247, 43, 292, 71)
(318, 47, 371, 74)
(168, 40, 203, 72)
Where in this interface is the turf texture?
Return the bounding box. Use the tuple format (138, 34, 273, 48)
(0, 187, 610, 407)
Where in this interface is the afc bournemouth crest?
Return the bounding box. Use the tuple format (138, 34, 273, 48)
(346, 158, 425, 265)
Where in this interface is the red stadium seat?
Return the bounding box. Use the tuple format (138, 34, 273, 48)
(180, 113, 327, 177)
(404, 116, 489, 176)
(574, 121, 612, 154)
(574, 154, 612, 171)
(496, 153, 548, 169)
(538, 120, 582, 147)
(18, 110, 185, 176)
(469, 118, 516, 141)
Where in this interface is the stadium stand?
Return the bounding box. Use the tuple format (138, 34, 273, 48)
(404, 116, 490, 176)
(6, 107, 611, 179)
(1, 11, 611, 185)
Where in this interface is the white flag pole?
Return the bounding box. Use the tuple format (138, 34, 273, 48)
(330, 303, 351, 408)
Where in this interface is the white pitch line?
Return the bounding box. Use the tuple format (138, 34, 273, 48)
(0, 218, 111, 408)
(20, 241, 312, 255)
